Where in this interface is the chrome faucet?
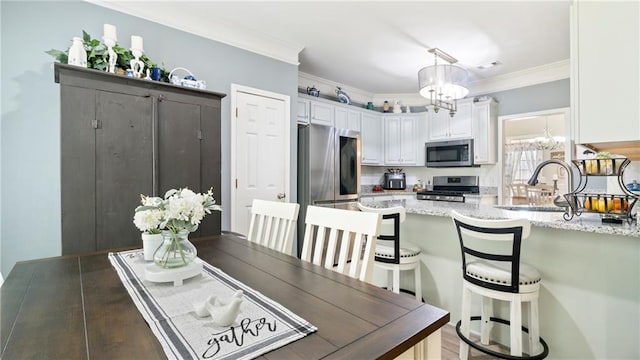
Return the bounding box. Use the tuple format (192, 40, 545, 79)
(527, 159, 575, 208)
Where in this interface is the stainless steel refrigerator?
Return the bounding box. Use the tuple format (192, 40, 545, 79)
(297, 123, 361, 256)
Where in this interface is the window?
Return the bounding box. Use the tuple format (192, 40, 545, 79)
(514, 150, 539, 182)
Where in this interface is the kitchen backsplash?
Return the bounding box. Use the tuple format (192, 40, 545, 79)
(362, 165, 499, 188)
(362, 160, 639, 196)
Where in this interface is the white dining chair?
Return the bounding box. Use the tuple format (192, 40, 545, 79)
(357, 203, 423, 302)
(301, 205, 382, 282)
(247, 199, 300, 255)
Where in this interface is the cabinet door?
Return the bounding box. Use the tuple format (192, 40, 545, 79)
(574, 1, 640, 143)
(361, 113, 383, 165)
(348, 110, 362, 132)
(428, 110, 450, 140)
(95, 91, 154, 252)
(472, 100, 497, 164)
(61, 86, 98, 255)
(449, 102, 473, 139)
(400, 116, 418, 164)
(310, 101, 334, 126)
(386, 116, 419, 165)
(158, 100, 202, 194)
(335, 107, 348, 129)
(297, 99, 310, 125)
(335, 107, 361, 131)
(384, 116, 402, 164)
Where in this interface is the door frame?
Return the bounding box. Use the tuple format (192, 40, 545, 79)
(497, 107, 571, 205)
(230, 84, 291, 233)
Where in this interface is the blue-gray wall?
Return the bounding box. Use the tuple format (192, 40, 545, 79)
(486, 78, 570, 116)
(0, 1, 298, 276)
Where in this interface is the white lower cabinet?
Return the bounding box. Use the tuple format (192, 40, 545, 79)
(361, 113, 384, 165)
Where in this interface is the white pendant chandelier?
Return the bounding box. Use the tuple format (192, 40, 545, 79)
(418, 48, 469, 117)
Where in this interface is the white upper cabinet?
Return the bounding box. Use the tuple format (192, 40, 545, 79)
(427, 100, 472, 141)
(297, 99, 310, 125)
(384, 115, 420, 165)
(361, 112, 384, 165)
(572, 1, 640, 144)
(472, 99, 497, 164)
(310, 101, 334, 126)
(335, 107, 361, 132)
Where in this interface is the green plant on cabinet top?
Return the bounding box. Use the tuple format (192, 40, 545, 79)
(46, 30, 170, 81)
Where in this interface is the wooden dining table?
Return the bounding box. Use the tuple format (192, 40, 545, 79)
(1, 233, 449, 359)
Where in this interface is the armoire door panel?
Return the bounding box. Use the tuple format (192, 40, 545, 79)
(61, 86, 98, 255)
(199, 104, 222, 236)
(157, 100, 201, 196)
(95, 91, 153, 250)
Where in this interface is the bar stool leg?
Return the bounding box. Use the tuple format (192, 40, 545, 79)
(480, 296, 493, 345)
(510, 294, 523, 356)
(392, 267, 400, 294)
(529, 297, 541, 355)
(459, 285, 472, 360)
(386, 269, 394, 292)
(414, 265, 422, 302)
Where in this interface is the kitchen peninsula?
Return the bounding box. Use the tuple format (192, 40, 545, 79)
(360, 198, 640, 359)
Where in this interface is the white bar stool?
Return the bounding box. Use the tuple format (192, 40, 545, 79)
(450, 210, 548, 360)
(358, 203, 422, 302)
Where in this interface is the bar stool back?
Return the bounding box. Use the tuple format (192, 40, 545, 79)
(450, 210, 548, 360)
(357, 203, 422, 302)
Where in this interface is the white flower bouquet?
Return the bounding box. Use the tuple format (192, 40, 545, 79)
(133, 187, 222, 234)
(133, 187, 222, 268)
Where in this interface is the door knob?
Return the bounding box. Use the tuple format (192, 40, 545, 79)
(277, 193, 286, 200)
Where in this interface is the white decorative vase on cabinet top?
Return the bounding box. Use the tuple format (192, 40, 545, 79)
(67, 37, 87, 68)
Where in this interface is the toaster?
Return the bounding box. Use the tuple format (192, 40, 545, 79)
(383, 173, 406, 190)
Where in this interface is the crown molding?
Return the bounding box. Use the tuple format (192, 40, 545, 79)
(300, 60, 570, 107)
(85, 0, 303, 65)
(467, 59, 570, 96)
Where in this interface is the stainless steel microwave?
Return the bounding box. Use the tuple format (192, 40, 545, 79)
(425, 139, 475, 167)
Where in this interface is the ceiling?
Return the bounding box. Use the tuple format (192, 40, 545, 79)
(93, 1, 572, 95)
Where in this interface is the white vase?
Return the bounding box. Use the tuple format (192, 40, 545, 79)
(67, 37, 87, 68)
(142, 233, 163, 261)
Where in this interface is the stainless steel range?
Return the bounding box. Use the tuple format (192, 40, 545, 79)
(416, 176, 479, 202)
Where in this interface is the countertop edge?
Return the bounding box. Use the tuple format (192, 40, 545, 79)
(361, 198, 639, 238)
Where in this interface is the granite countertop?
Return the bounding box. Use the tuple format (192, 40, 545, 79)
(360, 190, 416, 197)
(359, 198, 640, 238)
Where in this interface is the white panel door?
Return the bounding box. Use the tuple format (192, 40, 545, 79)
(234, 91, 287, 236)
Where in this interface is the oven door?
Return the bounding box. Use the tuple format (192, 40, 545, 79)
(425, 139, 474, 167)
(334, 128, 361, 201)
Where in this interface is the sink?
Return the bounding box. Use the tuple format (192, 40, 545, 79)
(494, 205, 566, 212)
